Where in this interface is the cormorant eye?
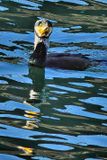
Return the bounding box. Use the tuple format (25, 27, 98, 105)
(36, 20, 42, 26)
(38, 21, 42, 26)
(47, 21, 52, 27)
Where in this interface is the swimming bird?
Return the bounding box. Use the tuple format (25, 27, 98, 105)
(29, 19, 90, 70)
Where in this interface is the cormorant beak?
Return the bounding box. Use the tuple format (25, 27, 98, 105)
(34, 19, 52, 39)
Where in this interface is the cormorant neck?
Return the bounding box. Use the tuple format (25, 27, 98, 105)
(29, 35, 49, 67)
(34, 34, 49, 50)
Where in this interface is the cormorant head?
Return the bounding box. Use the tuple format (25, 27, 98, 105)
(34, 19, 52, 39)
(29, 19, 52, 66)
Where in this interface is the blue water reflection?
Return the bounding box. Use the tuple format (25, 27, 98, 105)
(51, 28, 107, 46)
(0, 154, 24, 160)
(46, 0, 88, 6)
(55, 105, 107, 120)
(9, 0, 41, 10)
(95, 0, 107, 4)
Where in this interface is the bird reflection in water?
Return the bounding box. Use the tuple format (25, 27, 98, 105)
(24, 66, 45, 105)
(17, 146, 34, 156)
(23, 66, 45, 130)
(15, 67, 46, 155)
(0, 140, 34, 156)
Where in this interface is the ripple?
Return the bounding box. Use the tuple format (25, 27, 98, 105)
(9, 0, 41, 10)
(46, 0, 88, 6)
(51, 28, 107, 46)
(85, 158, 102, 160)
(32, 157, 53, 160)
(48, 84, 85, 93)
(80, 97, 107, 111)
(0, 6, 8, 11)
(0, 114, 30, 120)
(54, 105, 107, 120)
(0, 123, 38, 140)
(0, 62, 28, 76)
(0, 31, 33, 47)
(0, 154, 24, 160)
(0, 101, 40, 112)
(38, 143, 73, 151)
(0, 80, 8, 84)
(42, 115, 60, 120)
(46, 69, 107, 79)
(69, 82, 94, 88)
(34, 132, 107, 148)
(95, 0, 107, 4)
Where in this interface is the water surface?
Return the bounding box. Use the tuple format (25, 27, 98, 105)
(0, 0, 107, 159)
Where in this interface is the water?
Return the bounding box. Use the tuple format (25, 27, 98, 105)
(0, 0, 107, 159)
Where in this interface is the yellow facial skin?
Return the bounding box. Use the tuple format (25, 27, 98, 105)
(35, 20, 52, 38)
